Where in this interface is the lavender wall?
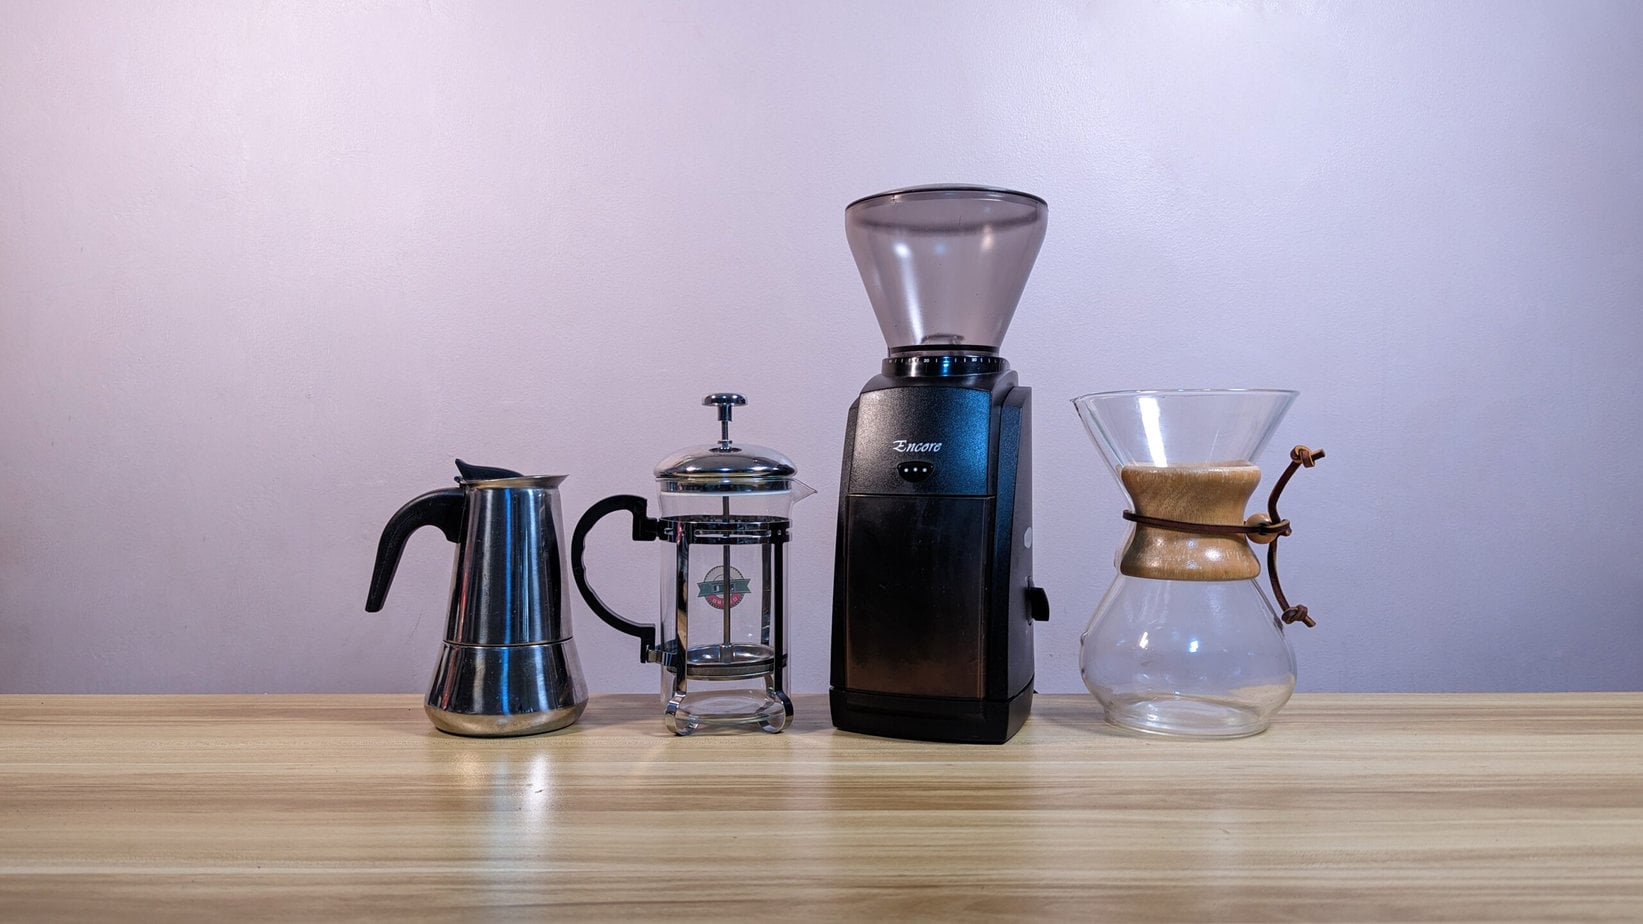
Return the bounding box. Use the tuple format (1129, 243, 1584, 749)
(3, 1, 1639, 694)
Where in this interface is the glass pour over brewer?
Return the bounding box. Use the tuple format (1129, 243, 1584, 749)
(571, 394, 812, 735)
(1072, 389, 1326, 738)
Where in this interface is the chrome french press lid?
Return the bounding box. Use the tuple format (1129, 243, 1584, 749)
(654, 394, 799, 493)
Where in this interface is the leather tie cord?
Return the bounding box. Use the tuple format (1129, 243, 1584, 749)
(1264, 445, 1323, 627)
(1121, 444, 1325, 628)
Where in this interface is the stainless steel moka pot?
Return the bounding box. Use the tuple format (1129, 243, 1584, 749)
(366, 460, 588, 736)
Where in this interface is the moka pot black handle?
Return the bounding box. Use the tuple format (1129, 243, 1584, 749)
(570, 494, 660, 662)
(365, 487, 467, 612)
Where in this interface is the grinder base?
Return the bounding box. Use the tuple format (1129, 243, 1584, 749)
(829, 682, 1033, 744)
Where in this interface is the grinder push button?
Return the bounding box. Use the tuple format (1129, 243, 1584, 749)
(896, 460, 934, 482)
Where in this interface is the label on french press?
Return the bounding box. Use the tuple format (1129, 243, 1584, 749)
(697, 565, 750, 609)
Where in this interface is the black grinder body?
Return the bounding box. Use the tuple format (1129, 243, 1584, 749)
(830, 355, 1044, 743)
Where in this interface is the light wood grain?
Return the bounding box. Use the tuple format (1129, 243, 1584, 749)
(1120, 462, 1263, 580)
(2, 694, 1641, 921)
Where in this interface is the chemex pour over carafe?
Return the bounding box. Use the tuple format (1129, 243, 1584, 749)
(366, 460, 589, 737)
(1073, 390, 1325, 738)
(571, 394, 813, 735)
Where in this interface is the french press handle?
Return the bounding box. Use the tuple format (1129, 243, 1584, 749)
(570, 494, 661, 662)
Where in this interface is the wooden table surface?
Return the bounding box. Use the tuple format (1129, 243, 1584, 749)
(2, 693, 1640, 921)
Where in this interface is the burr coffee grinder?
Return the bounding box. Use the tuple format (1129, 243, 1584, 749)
(830, 185, 1052, 744)
(572, 394, 812, 735)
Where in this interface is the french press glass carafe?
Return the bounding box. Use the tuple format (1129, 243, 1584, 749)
(571, 394, 812, 735)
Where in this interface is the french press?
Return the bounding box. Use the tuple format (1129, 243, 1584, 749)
(571, 394, 813, 735)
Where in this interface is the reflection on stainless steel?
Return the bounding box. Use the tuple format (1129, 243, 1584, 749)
(684, 642, 776, 678)
(447, 481, 574, 646)
(368, 463, 589, 738)
(425, 639, 588, 737)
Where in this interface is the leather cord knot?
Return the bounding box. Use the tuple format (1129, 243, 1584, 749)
(1282, 603, 1314, 628)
